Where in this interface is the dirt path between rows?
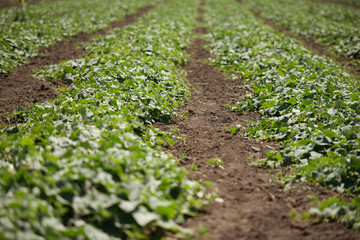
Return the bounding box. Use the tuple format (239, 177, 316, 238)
(244, 5, 360, 79)
(0, 5, 153, 125)
(156, 3, 360, 240)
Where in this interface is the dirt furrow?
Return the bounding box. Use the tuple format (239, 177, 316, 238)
(0, 5, 153, 125)
(155, 4, 360, 239)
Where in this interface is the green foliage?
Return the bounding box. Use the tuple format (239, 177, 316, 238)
(203, 0, 360, 230)
(0, 0, 159, 74)
(243, 0, 360, 61)
(190, 161, 198, 171)
(224, 124, 244, 135)
(309, 197, 360, 231)
(204, 0, 360, 195)
(207, 158, 224, 169)
(334, 0, 360, 6)
(0, 0, 208, 239)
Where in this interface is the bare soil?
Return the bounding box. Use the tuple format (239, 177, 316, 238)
(248, 8, 360, 79)
(0, 5, 153, 125)
(155, 5, 360, 240)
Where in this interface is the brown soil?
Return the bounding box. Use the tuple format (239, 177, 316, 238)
(155, 4, 360, 240)
(247, 7, 360, 79)
(0, 5, 153, 125)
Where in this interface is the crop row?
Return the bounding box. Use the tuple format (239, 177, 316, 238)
(243, 0, 360, 62)
(0, 0, 158, 74)
(0, 0, 208, 239)
(333, 0, 360, 6)
(203, 0, 360, 230)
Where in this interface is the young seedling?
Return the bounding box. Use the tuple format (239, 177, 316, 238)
(190, 160, 198, 171)
(224, 124, 244, 135)
(207, 158, 224, 169)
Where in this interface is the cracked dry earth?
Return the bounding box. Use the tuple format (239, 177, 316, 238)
(155, 27, 360, 240)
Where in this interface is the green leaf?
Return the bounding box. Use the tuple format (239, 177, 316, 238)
(20, 137, 34, 147)
(132, 206, 159, 227)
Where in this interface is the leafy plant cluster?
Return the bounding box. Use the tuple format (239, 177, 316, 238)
(243, 0, 360, 61)
(331, 0, 360, 6)
(0, 0, 158, 74)
(203, 0, 360, 230)
(309, 197, 360, 230)
(0, 0, 209, 239)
